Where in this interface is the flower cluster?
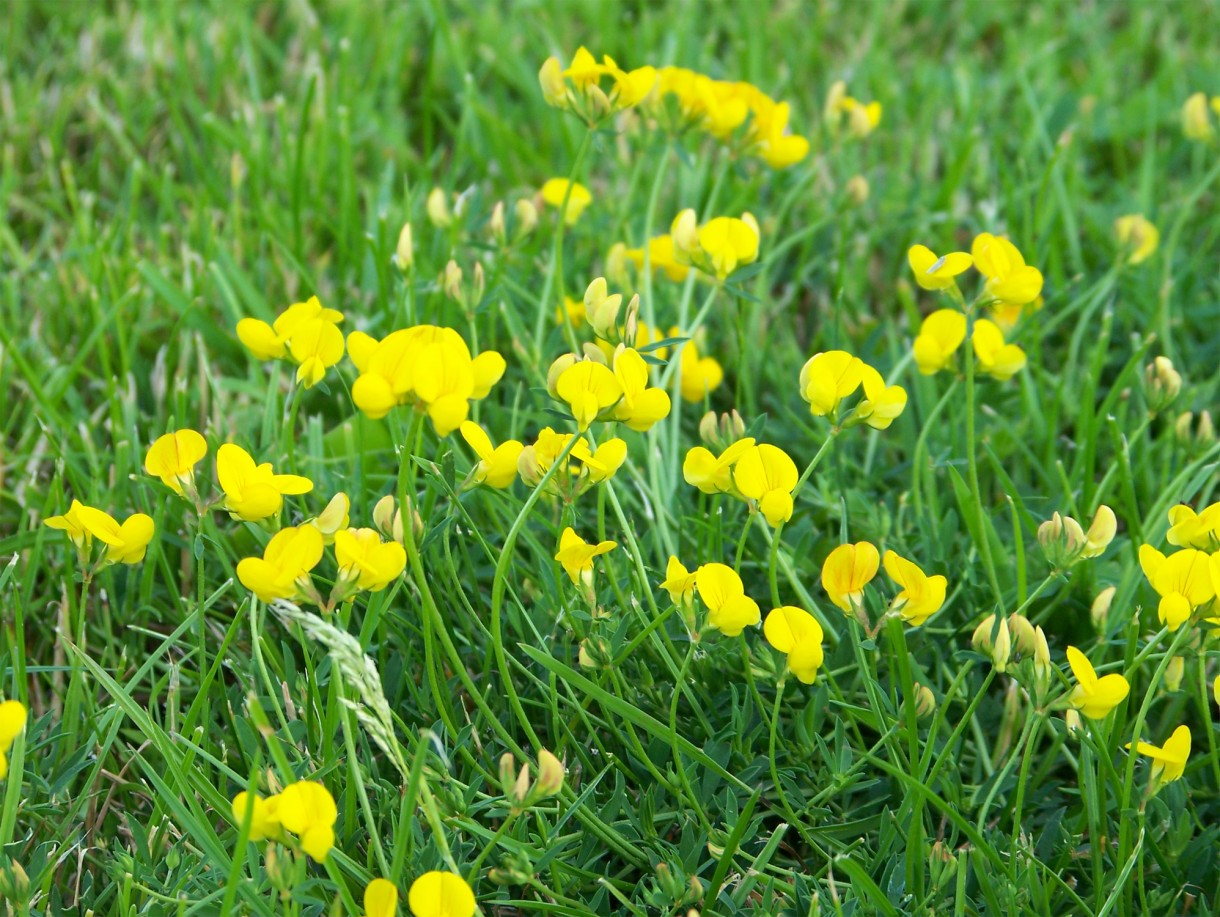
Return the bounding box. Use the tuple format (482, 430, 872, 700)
(821, 542, 947, 631)
(799, 350, 907, 429)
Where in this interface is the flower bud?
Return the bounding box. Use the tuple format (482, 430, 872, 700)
(443, 260, 464, 302)
(1164, 656, 1185, 693)
(1200, 410, 1216, 445)
(846, 175, 870, 205)
(972, 614, 1012, 673)
(1038, 511, 1087, 567)
(373, 494, 406, 545)
(426, 187, 452, 227)
(395, 221, 414, 271)
(472, 261, 486, 305)
(539, 56, 567, 107)
(670, 208, 698, 260)
(578, 636, 611, 669)
(0, 859, 29, 903)
(823, 80, 846, 128)
(1183, 91, 1214, 141)
(1008, 613, 1037, 657)
(1090, 585, 1116, 632)
(513, 763, 531, 805)
(698, 411, 719, 447)
(1144, 356, 1181, 412)
(546, 353, 579, 397)
(514, 198, 539, 238)
(499, 752, 517, 797)
(535, 749, 564, 797)
(584, 277, 623, 339)
(912, 683, 936, 719)
(1033, 625, 1051, 702)
(489, 201, 507, 244)
(1175, 411, 1196, 443)
(1064, 708, 1082, 737)
(605, 242, 630, 285)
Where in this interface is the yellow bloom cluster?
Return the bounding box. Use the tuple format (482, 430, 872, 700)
(821, 542, 947, 629)
(646, 67, 810, 168)
(1182, 91, 1220, 141)
(45, 500, 155, 568)
(539, 47, 657, 125)
(683, 438, 798, 527)
(670, 209, 760, 280)
(799, 350, 907, 428)
(237, 296, 346, 389)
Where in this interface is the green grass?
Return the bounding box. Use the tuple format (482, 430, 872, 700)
(5, 0, 1220, 914)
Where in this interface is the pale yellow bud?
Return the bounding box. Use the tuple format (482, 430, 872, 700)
(1090, 585, 1116, 632)
(546, 353, 579, 397)
(395, 221, 414, 271)
(605, 242, 630, 285)
(1064, 708, 1082, 737)
(1175, 411, 1196, 443)
(1144, 355, 1181, 410)
(426, 187, 452, 227)
(584, 276, 623, 339)
(513, 763, 531, 804)
(539, 56, 567, 108)
(499, 752, 516, 796)
(741, 211, 760, 241)
(1082, 505, 1117, 558)
(373, 494, 405, 545)
(622, 293, 640, 345)
(848, 104, 873, 138)
(1008, 614, 1037, 657)
(671, 208, 699, 259)
(535, 749, 564, 797)
(1164, 656, 1185, 693)
(489, 201, 507, 243)
(824, 80, 847, 127)
(1200, 410, 1216, 445)
(1183, 91, 1214, 141)
(698, 411, 719, 447)
(912, 683, 936, 719)
(0, 859, 29, 902)
(472, 261, 486, 305)
(443, 260, 464, 301)
(972, 614, 1012, 672)
(846, 175, 870, 205)
(514, 198, 539, 238)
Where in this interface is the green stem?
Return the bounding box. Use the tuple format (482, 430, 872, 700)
(964, 305, 1004, 608)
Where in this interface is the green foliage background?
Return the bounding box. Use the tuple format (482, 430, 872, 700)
(3, 0, 1220, 914)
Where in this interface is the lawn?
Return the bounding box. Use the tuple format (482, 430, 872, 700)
(4, 1, 1220, 914)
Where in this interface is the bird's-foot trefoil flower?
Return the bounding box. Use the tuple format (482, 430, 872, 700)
(144, 429, 208, 501)
(1065, 645, 1130, 719)
(821, 542, 880, 621)
(763, 606, 824, 683)
(216, 443, 313, 524)
(1139, 545, 1214, 631)
(694, 563, 760, 637)
(732, 443, 798, 526)
(459, 422, 524, 489)
(236, 525, 325, 604)
(1128, 725, 1190, 797)
(407, 871, 477, 917)
(882, 550, 947, 627)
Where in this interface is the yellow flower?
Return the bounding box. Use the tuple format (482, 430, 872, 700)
(611, 348, 671, 432)
(837, 96, 882, 138)
(216, 443, 313, 522)
(821, 542, 880, 613)
(882, 551, 946, 626)
(679, 341, 724, 403)
(0, 701, 27, 780)
(276, 780, 337, 862)
(43, 499, 92, 550)
(683, 437, 755, 494)
(855, 365, 907, 430)
(407, 871, 476, 917)
(907, 245, 972, 291)
(659, 557, 697, 607)
(459, 422, 524, 489)
(913, 309, 967, 375)
(349, 326, 504, 433)
(555, 360, 623, 431)
(971, 233, 1043, 309)
(46, 501, 155, 566)
(1130, 725, 1191, 794)
(696, 216, 760, 279)
(1166, 503, 1220, 549)
(364, 878, 399, 917)
(623, 235, 691, 282)
(231, 791, 282, 842)
(569, 436, 628, 485)
(540, 178, 592, 226)
(335, 528, 407, 592)
(763, 606, 824, 684)
(236, 525, 325, 603)
(540, 48, 657, 124)
(426, 187, 453, 227)
(1066, 645, 1130, 719)
(1140, 545, 1215, 630)
(971, 319, 1026, 380)
(732, 444, 798, 527)
(144, 429, 208, 497)
(799, 350, 864, 416)
(1183, 92, 1213, 140)
(755, 100, 811, 167)
(306, 492, 350, 543)
(1115, 214, 1159, 265)
(554, 527, 616, 585)
(236, 296, 345, 388)
(694, 563, 760, 637)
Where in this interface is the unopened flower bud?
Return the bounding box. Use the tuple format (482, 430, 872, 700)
(499, 752, 516, 796)
(622, 293, 640, 345)
(584, 276, 623, 339)
(578, 636, 611, 669)
(1213, 674, 1220, 710)
(426, 187, 452, 227)
(514, 198, 539, 238)
(0, 859, 29, 902)
(546, 353, 579, 397)
(846, 174, 870, 205)
(513, 763, 531, 805)
(395, 221, 414, 271)
(443, 260, 464, 302)
(912, 683, 936, 719)
(535, 749, 564, 797)
(1090, 585, 1116, 632)
(1199, 410, 1216, 445)
(972, 614, 1012, 673)
(1064, 708, 1082, 737)
(373, 494, 406, 545)
(606, 242, 629, 285)
(1164, 656, 1185, 693)
(472, 261, 486, 305)
(489, 201, 507, 244)
(1175, 411, 1196, 443)
(1144, 356, 1182, 412)
(1008, 613, 1037, 657)
(671, 208, 698, 259)
(698, 411, 719, 447)
(823, 80, 846, 128)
